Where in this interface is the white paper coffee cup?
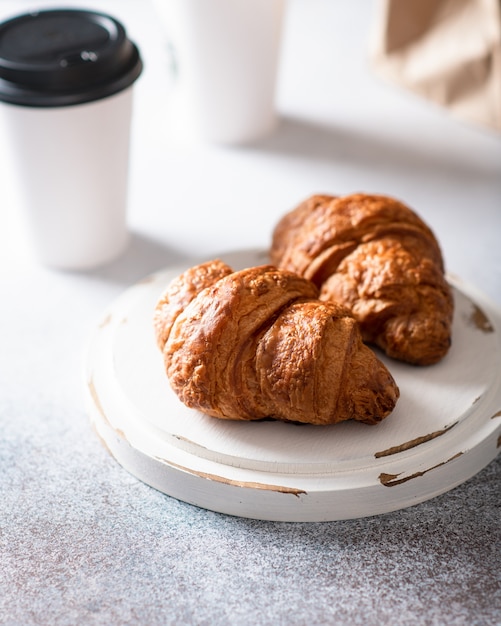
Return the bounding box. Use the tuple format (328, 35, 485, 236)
(153, 0, 285, 145)
(0, 9, 142, 270)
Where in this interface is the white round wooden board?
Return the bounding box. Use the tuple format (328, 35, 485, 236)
(85, 249, 501, 521)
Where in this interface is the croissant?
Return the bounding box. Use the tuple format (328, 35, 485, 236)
(154, 260, 399, 426)
(270, 193, 454, 365)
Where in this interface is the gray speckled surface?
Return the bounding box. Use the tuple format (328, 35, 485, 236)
(1, 405, 500, 626)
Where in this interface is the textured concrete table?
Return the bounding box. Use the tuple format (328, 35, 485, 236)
(1, 1, 500, 624)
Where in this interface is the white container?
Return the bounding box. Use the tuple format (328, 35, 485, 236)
(1, 89, 134, 269)
(0, 9, 142, 270)
(154, 0, 285, 144)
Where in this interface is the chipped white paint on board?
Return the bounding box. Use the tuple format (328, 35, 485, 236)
(84, 250, 501, 521)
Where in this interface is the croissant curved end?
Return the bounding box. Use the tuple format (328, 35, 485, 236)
(379, 311, 453, 366)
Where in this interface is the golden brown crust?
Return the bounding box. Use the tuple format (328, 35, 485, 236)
(153, 259, 233, 351)
(154, 263, 399, 425)
(270, 193, 454, 365)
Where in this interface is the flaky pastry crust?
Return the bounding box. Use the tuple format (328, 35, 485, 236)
(154, 261, 399, 425)
(270, 193, 454, 365)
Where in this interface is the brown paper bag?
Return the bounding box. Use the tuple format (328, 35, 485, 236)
(370, 0, 501, 132)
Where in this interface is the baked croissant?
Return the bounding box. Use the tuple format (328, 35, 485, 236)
(270, 193, 454, 365)
(154, 260, 399, 426)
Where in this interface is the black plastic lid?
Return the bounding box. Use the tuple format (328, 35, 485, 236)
(0, 8, 142, 107)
